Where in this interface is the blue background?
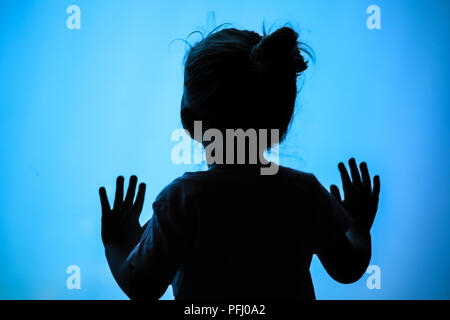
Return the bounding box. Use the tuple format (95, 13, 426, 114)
(0, 0, 449, 299)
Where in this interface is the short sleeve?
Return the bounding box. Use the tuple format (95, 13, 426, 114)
(309, 174, 353, 254)
(124, 180, 195, 298)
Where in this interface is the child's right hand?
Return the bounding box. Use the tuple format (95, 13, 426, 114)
(330, 158, 380, 233)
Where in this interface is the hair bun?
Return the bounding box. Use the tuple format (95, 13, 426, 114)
(250, 27, 308, 74)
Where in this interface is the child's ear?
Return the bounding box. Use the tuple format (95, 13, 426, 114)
(180, 108, 196, 138)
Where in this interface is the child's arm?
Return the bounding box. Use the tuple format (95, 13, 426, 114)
(99, 176, 190, 299)
(99, 175, 148, 298)
(317, 158, 380, 284)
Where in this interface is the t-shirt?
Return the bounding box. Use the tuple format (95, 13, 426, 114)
(125, 164, 352, 299)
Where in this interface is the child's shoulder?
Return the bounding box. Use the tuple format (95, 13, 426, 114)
(175, 166, 317, 183)
(277, 165, 316, 181)
(152, 166, 326, 217)
(275, 166, 323, 194)
(152, 171, 211, 204)
(156, 166, 320, 198)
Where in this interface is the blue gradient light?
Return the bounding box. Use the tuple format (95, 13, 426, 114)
(0, 0, 449, 299)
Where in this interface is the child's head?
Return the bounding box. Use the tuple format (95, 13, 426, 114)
(181, 26, 311, 144)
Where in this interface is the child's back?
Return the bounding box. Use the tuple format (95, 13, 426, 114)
(127, 165, 350, 299)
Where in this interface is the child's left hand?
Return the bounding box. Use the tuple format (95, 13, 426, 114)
(99, 175, 147, 248)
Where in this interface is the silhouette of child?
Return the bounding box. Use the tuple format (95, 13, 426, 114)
(99, 26, 381, 299)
